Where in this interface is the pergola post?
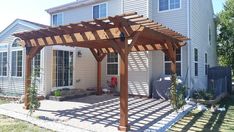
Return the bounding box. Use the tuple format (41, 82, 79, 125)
(97, 60, 102, 95)
(90, 48, 106, 95)
(24, 46, 43, 109)
(24, 51, 32, 109)
(118, 39, 129, 131)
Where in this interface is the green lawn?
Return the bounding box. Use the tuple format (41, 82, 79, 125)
(169, 96, 234, 132)
(0, 99, 52, 132)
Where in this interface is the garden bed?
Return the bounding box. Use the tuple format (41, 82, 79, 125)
(191, 92, 228, 105)
(48, 89, 96, 101)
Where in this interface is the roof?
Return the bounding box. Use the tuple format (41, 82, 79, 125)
(46, 0, 105, 14)
(14, 12, 189, 54)
(0, 19, 48, 37)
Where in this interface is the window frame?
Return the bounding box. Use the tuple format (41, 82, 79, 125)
(92, 2, 108, 19)
(205, 53, 208, 75)
(52, 50, 74, 88)
(208, 24, 212, 45)
(51, 12, 64, 27)
(0, 51, 8, 77)
(194, 48, 198, 77)
(32, 52, 41, 78)
(158, 0, 181, 13)
(163, 48, 182, 76)
(106, 53, 119, 76)
(11, 38, 23, 78)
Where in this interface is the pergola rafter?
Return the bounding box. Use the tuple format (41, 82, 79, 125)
(14, 12, 189, 132)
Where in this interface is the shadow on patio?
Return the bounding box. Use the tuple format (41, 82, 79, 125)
(38, 95, 175, 131)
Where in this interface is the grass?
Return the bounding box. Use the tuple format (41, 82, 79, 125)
(169, 95, 234, 132)
(0, 99, 52, 132)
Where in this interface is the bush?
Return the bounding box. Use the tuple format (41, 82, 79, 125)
(192, 90, 214, 100)
(54, 90, 61, 96)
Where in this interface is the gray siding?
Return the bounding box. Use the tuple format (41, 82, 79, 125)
(0, 23, 44, 96)
(190, 0, 217, 90)
(150, 0, 188, 82)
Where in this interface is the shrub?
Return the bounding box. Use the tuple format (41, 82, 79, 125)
(54, 90, 61, 96)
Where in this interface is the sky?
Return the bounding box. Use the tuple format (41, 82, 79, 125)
(0, 0, 226, 33)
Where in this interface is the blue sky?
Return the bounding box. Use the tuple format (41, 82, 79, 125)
(0, 0, 226, 32)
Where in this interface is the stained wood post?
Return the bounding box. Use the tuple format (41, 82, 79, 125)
(97, 60, 102, 95)
(118, 39, 129, 131)
(24, 49, 32, 109)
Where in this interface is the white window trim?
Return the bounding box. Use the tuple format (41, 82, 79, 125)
(204, 52, 208, 76)
(51, 12, 64, 27)
(193, 48, 198, 77)
(11, 49, 23, 78)
(106, 54, 119, 76)
(158, 0, 182, 13)
(51, 49, 75, 89)
(208, 24, 211, 46)
(92, 2, 108, 19)
(32, 52, 41, 78)
(0, 51, 8, 77)
(163, 48, 183, 77)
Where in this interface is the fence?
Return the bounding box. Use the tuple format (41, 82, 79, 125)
(208, 66, 232, 97)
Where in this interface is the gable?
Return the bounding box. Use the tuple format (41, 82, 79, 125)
(0, 19, 47, 45)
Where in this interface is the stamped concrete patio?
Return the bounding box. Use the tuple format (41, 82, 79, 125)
(0, 95, 193, 132)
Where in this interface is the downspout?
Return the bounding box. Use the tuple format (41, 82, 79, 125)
(187, 0, 192, 97)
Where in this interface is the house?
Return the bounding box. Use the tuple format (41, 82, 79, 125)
(0, 0, 217, 98)
(41, 0, 217, 97)
(0, 19, 48, 96)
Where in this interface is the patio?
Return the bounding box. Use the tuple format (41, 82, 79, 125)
(0, 95, 193, 132)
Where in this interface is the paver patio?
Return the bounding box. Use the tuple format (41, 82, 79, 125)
(0, 95, 193, 132)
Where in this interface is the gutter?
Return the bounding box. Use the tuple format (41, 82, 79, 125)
(187, 0, 192, 96)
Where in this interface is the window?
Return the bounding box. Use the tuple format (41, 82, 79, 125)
(93, 3, 107, 19)
(205, 53, 208, 75)
(0, 52, 7, 77)
(11, 51, 22, 77)
(164, 48, 181, 76)
(11, 39, 23, 77)
(53, 50, 73, 87)
(12, 38, 21, 47)
(159, 0, 180, 12)
(208, 24, 211, 45)
(32, 52, 41, 77)
(52, 13, 63, 27)
(107, 53, 118, 75)
(194, 48, 198, 76)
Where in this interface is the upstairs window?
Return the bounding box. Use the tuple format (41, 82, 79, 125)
(164, 48, 181, 76)
(93, 3, 107, 19)
(159, 0, 180, 12)
(12, 38, 21, 47)
(52, 13, 63, 27)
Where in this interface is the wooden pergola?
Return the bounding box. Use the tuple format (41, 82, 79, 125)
(14, 12, 188, 131)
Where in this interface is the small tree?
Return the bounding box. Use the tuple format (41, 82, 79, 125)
(28, 67, 40, 116)
(169, 74, 186, 112)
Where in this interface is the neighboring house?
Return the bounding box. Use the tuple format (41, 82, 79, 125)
(0, 19, 48, 96)
(43, 0, 217, 97)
